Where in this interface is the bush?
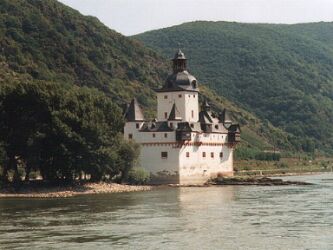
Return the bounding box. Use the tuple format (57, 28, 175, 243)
(277, 162, 289, 169)
(255, 152, 281, 161)
(127, 167, 150, 185)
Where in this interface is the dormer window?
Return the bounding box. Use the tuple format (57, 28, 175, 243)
(192, 80, 197, 88)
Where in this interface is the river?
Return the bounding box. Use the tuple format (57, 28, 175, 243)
(0, 173, 332, 250)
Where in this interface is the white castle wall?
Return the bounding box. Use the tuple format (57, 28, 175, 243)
(125, 123, 234, 184)
(179, 132, 233, 184)
(156, 91, 199, 122)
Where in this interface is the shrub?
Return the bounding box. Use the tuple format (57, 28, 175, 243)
(127, 167, 150, 185)
(277, 162, 289, 169)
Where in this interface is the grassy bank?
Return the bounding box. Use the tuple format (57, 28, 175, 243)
(234, 157, 333, 176)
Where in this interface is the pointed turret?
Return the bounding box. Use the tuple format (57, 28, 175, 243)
(172, 49, 187, 73)
(168, 103, 182, 121)
(202, 99, 211, 112)
(124, 98, 145, 121)
(219, 109, 232, 128)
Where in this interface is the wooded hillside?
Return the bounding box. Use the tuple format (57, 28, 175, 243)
(135, 21, 333, 154)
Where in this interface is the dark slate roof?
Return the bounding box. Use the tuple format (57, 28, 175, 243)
(199, 110, 213, 124)
(140, 121, 173, 132)
(176, 122, 193, 132)
(202, 99, 211, 111)
(219, 108, 232, 124)
(228, 124, 241, 133)
(168, 103, 182, 121)
(124, 98, 145, 121)
(156, 71, 198, 92)
(156, 50, 199, 93)
(173, 49, 186, 60)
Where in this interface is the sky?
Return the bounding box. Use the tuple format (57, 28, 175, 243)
(59, 0, 333, 36)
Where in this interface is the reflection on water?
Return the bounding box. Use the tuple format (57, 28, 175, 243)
(0, 174, 332, 250)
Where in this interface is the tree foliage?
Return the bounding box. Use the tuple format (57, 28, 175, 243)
(0, 80, 139, 182)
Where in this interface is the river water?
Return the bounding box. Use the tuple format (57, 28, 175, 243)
(0, 174, 332, 250)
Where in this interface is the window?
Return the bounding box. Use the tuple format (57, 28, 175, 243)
(161, 152, 168, 159)
(164, 112, 168, 119)
(152, 133, 156, 138)
(186, 152, 190, 158)
(193, 95, 195, 98)
(215, 125, 219, 129)
(188, 94, 191, 98)
(136, 123, 140, 129)
(128, 134, 133, 139)
(190, 123, 194, 128)
(202, 152, 206, 158)
(164, 133, 168, 138)
(220, 152, 223, 158)
(178, 94, 182, 98)
(211, 152, 214, 158)
(170, 123, 173, 128)
(191, 110, 194, 118)
(164, 95, 168, 99)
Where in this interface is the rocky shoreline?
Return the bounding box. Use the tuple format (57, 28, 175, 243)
(0, 175, 315, 198)
(211, 176, 313, 186)
(0, 182, 153, 198)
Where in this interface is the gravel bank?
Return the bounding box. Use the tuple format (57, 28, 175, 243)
(0, 182, 153, 198)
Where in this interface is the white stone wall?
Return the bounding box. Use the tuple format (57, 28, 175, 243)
(139, 144, 180, 184)
(125, 125, 234, 184)
(156, 91, 199, 122)
(124, 122, 144, 141)
(178, 133, 234, 184)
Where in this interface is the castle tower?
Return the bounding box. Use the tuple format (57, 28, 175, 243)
(156, 50, 199, 122)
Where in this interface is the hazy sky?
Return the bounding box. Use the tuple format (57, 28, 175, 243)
(59, 0, 333, 36)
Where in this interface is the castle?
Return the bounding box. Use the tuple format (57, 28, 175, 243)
(124, 50, 240, 184)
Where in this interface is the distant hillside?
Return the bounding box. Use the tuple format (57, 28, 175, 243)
(134, 21, 333, 154)
(0, 0, 299, 156)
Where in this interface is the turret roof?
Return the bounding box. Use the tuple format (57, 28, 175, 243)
(156, 50, 198, 93)
(124, 98, 145, 121)
(168, 103, 182, 121)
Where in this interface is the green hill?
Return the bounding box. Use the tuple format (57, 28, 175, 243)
(134, 21, 333, 154)
(0, 0, 299, 164)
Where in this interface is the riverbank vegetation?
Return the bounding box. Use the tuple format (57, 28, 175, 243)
(0, 81, 140, 184)
(234, 157, 333, 176)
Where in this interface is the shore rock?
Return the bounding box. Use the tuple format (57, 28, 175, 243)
(212, 177, 313, 186)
